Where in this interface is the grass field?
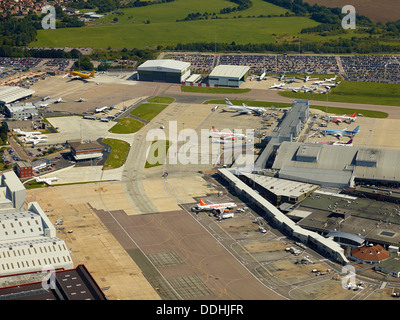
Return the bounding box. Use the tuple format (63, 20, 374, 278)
(33, 0, 320, 48)
(181, 86, 251, 94)
(203, 99, 388, 118)
(147, 96, 175, 104)
(279, 81, 400, 106)
(101, 138, 131, 169)
(130, 103, 168, 121)
(108, 117, 145, 133)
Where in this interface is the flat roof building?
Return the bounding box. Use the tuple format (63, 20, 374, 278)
(0, 86, 35, 106)
(68, 140, 103, 161)
(208, 65, 250, 87)
(137, 59, 191, 83)
(4, 102, 38, 120)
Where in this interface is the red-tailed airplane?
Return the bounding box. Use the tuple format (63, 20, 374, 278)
(328, 112, 357, 123)
(210, 126, 246, 140)
(192, 198, 237, 214)
(317, 139, 353, 146)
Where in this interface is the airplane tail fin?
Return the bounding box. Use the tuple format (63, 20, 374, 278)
(90, 70, 95, 77)
(351, 112, 357, 118)
(225, 98, 232, 106)
(353, 126, 360, 133)
(347, 139, 353, 144)
(199, 199, 206, 206)
(212, 126, 219, 132)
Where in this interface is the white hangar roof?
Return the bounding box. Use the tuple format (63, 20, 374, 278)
(137, 59, 190, 73)
(209, 65, 250, 79)
(0, 86, 35, 104)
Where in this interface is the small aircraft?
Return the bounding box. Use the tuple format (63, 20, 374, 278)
(35, 177, 58, 185)
(54, 98, 66, 103)
(75, 98, 87, 102)
(210, 126, 246, 140)
(327, 112, 357, 123)
(269, 83, 285, 89)
(211, 105, 219, 112)
(283, 85, 307, 93)
(324, 81, 341, 88)
(324, 75, 338, 82)
(297, 74, 319, 82)
(192, 198, 237, 214)
(321, 126, 360, 138)
(39, 103, 50, 108)
(258, 69, 267, 81)
(13, 129, 46, 138)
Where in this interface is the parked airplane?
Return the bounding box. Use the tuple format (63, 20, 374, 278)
(69, 70, 95, 80)
(224, 99, 252, 114)
(269, 83, 285, 89)
(324, 75, 338, 82)
(283, 85, 307, 92)
(24, 136, 48, 145)
(210, 126, 246, 140)
(328, 112, 357, 123)
(42, 96, 50, 101)
(211, 105, 219, 112)
(242, 103, 266, 115)
(321, 126, 360, 138)
(35, 177, 58, 185)
(95, 106, 108, 113)
(75, 98, 87, 102)
(13, 129, 46, 138)
(297, 75, 319, 82)
(258, 69, 266, 81)
(324, 81, 341, 88)
(54, 98, 66, 103)
(317, 139, 353, 146)
(39, 103, 50, 108)
(192, 198, 237, 214)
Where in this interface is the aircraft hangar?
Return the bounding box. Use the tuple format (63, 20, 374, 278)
(208, 65, 250, 87)
(136, 59, 191, 83)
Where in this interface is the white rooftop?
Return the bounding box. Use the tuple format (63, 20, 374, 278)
(138, 59, 190, 72)
(0, 86, 35, 104)
(209, 65, 250, 79)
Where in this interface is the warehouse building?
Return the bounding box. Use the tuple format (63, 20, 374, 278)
(137, 59, 191, 83)
(208, 65, 250, 87)
(271, 142, 400, 188)
(0, 86, 35, 106)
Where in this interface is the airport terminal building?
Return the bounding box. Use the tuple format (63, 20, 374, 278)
(208, 65, 250, 87)
(137, 59, 191, 83)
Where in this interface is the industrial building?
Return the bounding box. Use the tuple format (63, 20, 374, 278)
(271, 142, 400, 188)
(238, 173, 319, 205)
(137, 59, 191, 83)
(4, 102, 39, 120)
(68, 140, 103, 162)
(0, 86, 35, 106)
(0, 264, 107, 300)
(0, 171, 73, 276)
(208, 65, 250, 87)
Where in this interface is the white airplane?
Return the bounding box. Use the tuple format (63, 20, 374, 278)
(328, 112, 357, 123)
(269, 83, 285, 89)
(297, 75, 319, 82)
(95, 106, 108, 113)
(75, 98, 87, 102)
(273, 74, 287, 81)
(35, 177, 58, 185)
(258, 69, 266, 81)
(242, 103, 266, 115)
(324, 75, 338, 82)
(39, 103, 50, 108)
(193, 198, 237, 214)
(313, 80, 327, 85)
(210, 126, 246, 140)
(54, 98, 66, 103)
(324, 81, 341, 88)
(13, 129, 45, 138)
(283, 85, 306, 93)
(316, 86, 330, 94)
(24, 136, 48, 145)
(211, 105, 219, 112)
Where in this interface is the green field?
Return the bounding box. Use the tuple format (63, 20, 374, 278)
(203, 99, 388, 118)
(147, 96, 175, 104)
(130, 103, 168, 121)
(101, 138, 131, 169)
(108, 117, 145, 133)
(33, 0, 320, 48)
(279, 81, 400, 107)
